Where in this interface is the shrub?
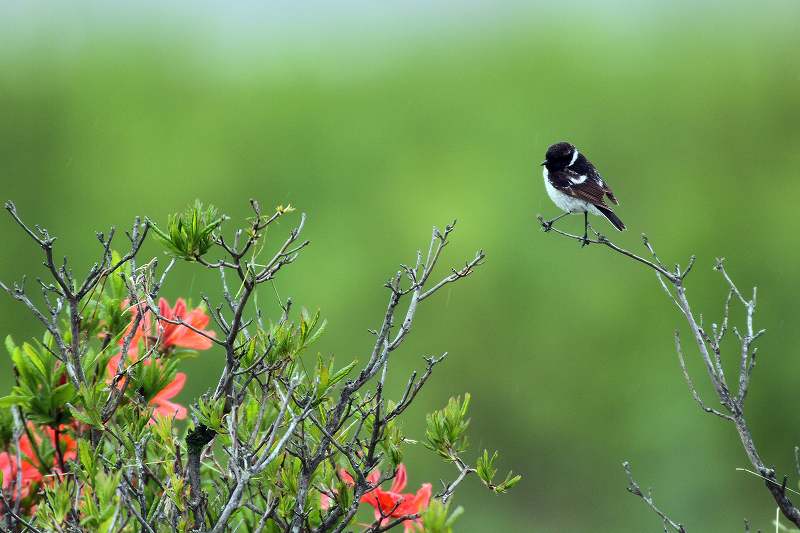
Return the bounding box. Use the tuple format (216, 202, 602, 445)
(0, 200, 518, 532)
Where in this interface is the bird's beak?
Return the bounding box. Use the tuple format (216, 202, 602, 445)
(540, 160, 547, 166)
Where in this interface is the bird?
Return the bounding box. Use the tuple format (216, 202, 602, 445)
(540, 141, 625, 245)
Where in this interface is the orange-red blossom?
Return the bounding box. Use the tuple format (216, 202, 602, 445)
(321, 464, 432, 532)
(0, 424, 77, 500)
(119, 297, 215, 355)
(109, 297, 215, 421)
(107, 353, 188, 420)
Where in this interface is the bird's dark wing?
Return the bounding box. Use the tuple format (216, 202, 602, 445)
(550, 168, 614, 207)
(571, 156, 619, 205)
(596, 171, 619, 205)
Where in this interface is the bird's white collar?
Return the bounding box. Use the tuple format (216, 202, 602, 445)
(568, 149, 579, 167)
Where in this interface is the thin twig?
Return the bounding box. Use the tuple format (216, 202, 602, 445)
(623, 461, 686, 532)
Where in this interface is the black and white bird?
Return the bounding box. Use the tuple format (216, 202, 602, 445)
(541, 141, 625, 245)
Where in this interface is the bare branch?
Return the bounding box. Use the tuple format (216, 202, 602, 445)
(542, 223, 800, 527)
(537, 215, 678, 282)
(622, 461, 686, 532)
(674, 331, 733, 421)
(438, 456, 476, 504)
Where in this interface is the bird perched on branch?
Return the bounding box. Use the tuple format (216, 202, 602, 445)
(540, 141, 625, 246)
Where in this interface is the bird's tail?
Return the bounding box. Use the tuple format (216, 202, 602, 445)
(595, 205, 626, 231)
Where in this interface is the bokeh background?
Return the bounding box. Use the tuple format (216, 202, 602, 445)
(2, 1, 800, 530)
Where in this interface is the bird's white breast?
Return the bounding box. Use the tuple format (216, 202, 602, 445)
(542, 168, 599, 215)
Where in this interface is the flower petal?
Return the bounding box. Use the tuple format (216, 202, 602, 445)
(395, 483, 432, 517)
(339, 469, 355, 486)
(156, 299, 215, 350)
(363, 489, 401, 516)
(366, 468, 381, 485)
(107, 354, 122, 377)
(0, 452, 14, 489)
(391, 463, 407, 493)
(413, 483, 432, 511)
(186, 308, 210, 330)
(320, 492, 331, 510)
(171, 329, 214, 350)
(158, 297, 173, 320)
(172, 298, 187, 320)
(152, 400, 188, 420)
(153, 372, 186, 401)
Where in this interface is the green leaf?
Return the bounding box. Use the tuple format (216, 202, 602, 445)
(4, 335, 17, 358)
(476, 449, 521, 494)
(421, 499, 464, 533)
(476, 449, 498, 485)
(68, 403, 102, 428)
(0, 394, 30, 408)
(333, 477, 354, 513)
(51, 383, 76, 408)
(317, 354, 329, 390)
(149, 201, 226, 261)
(494, 472, 522, 493)
(328, 360, 356, 388)
(424, 394, 471, 460)
(191, 395, 227, 433)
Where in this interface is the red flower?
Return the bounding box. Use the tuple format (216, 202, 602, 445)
(110, 297, 206, 423)
(0, 445, 40, 496)
(321, 464, 431, 532)
(157, 298, 215, 351)
(107, 354, 188, 421)
(119, 298, 214, 355)
(0, 424, 77, 499)
(150, 371, 188, 420)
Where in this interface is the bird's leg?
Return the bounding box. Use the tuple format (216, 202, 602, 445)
(541, 212, 569, 232)
(581, 211, 590, 247)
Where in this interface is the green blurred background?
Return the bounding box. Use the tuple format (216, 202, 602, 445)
(2, 1, 800, 530)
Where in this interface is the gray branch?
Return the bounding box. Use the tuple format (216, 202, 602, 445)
(622, 461, 686, 532)
(541, 222, 800, 528)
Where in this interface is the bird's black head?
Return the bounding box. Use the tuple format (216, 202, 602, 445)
(542, 142, 578, 171)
